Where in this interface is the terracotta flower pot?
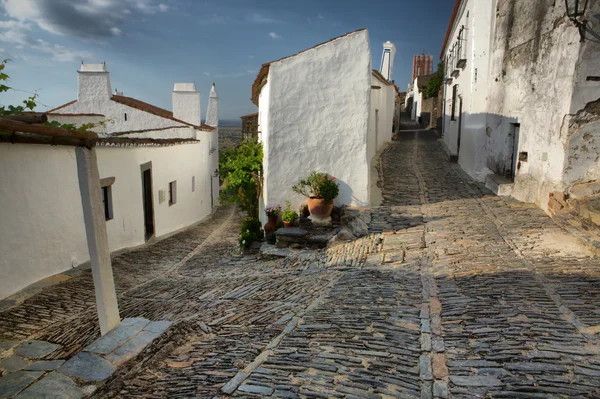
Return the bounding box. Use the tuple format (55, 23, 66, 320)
(307, 197, 334, 218)
(283, 221, 293, 228)
(264, 215, 278, 236)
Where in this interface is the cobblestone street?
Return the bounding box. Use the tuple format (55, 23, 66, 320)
(3, 128, 600, 398)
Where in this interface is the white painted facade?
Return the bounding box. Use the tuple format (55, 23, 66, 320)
(441, 0, 600, 211)
(0, 63, 219, 300)
(256, 30, 395, 225)
(441, 0, 495, 181)
(0, 142, 211, 300)
(368, 71, 395, 164)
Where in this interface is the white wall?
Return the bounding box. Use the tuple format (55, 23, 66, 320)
(260, 30, 371, 223)
(442, 0, 495, 180)
(368, 73, 395, 165)
(486, 0, 600, 209)
(0, 142, 212, 300)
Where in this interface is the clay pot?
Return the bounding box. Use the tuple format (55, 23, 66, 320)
(283, 221, 293, 228)
(264, 215, 278, 236)
(307, 197, 334, 218)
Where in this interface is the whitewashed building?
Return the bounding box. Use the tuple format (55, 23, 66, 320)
(0, 63, 218, 300)
(441, 0, 600, 211)
(252, 30, 397, 224)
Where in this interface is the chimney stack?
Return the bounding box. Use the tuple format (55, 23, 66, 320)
(205, 83, 219, 128)
(78, 63, 112, 105)
(172, 83, 201, 126)
(380, 41, 396, 81)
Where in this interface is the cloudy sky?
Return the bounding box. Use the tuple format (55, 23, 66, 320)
(0, 0, 453, 120)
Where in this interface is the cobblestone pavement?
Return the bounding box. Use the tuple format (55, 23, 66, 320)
(3, 129, 600, 398)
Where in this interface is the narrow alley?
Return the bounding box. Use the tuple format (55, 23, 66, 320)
(2, 128, 600, 399)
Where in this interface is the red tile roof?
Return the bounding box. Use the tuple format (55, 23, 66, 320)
(251, 28, 368, 105)
(49, 96, 215, 132)
(111, 95, 214, 131)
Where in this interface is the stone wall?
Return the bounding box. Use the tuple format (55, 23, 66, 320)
(487, 0, 600, 210)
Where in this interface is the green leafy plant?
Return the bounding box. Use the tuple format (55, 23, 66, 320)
(239, 217, 264, 249)
(292, 172, 339, 201)
(281, 201, 298, 224)
(0, 59, 98, 133)
(219, 137, 263, 218)
(423, 62, 444, 99)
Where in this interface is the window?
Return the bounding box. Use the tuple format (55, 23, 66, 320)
(451, 85, 458, 121)
(169, 181, 177, 206)
(192, 176, 195, 192)
(101, 186, 113, 220)
(124, 113, 128, 121)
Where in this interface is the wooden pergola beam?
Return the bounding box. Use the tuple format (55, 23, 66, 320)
(0, 117, 98, 140)
(3, 113, 48, 124)
(0, 132, 96, 147)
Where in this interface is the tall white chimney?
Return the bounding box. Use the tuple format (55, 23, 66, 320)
(78, 63, 112, 104)
(205, 83, 219, 127)
(172, 83, 201, 126)
(380, 41, 397, 81)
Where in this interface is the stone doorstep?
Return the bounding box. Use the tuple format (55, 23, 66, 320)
(485, 174, 514, 197)
(58, 318, 172, 383)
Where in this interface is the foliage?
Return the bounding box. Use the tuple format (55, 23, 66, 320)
(423, 62, 444, 99)
(292, 172, 339, 201)
(239, 217, 264, 249)
(281, 201, 298, 224)
(265, 205, 281, 217)
(0, 59, 95, 133)
(0, 60, 38, 116)
(219, 137, 263, 218)
(44, 120, 96, 133)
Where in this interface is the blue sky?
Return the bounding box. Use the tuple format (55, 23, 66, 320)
(0, 0, 453, 120)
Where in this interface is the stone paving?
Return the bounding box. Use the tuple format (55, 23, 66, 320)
(3, 128, 600, 398)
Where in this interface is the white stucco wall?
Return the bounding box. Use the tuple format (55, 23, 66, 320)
(486, 0, 600, 210)
(0, 141, 211, 300)
(172, 83, 201, 127)
(368, 73, 395, 165)
(48, 114, 107, 134)
(442, 0, 495, 180)
(260, 30, 371, 222)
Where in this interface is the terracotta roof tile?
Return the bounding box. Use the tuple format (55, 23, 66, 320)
(47, 96, 215, 132)
(251, 28, 368, 105)
(111, 95, 214, 132)
(48, 100, 77, 113)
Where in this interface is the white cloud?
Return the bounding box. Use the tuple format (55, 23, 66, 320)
(0, 0, 169, 37)
(247, 13, 282, 24)
(32, 39, 93, 62)
(317, 13, 324, 20)
(269, 32, 281, 39)
(248, 55, 255, 59)
(110, 27, 122, 36)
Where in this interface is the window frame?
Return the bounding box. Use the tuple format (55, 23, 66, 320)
(101, 185, 114, 221)
(169, 180, 177, 206)
(451, 84, 458, 121)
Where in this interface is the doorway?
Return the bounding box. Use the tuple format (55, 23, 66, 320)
(507, 123, 520, 181)
(457, 97, 463, 157)
(140, 162, 154, 241)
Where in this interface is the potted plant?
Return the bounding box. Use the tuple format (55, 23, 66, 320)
(282, 201, 298, 228)
(292, 172, 340, 219)
(264, 205, 281, 242)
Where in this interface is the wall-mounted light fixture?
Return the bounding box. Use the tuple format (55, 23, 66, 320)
(213, 169, 219, 177)
(565, 0, 589, 42)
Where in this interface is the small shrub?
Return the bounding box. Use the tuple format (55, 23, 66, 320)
(282, 201, 299, 224)
(292, 172, 339, 201)
(239, 217, 264, 249)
